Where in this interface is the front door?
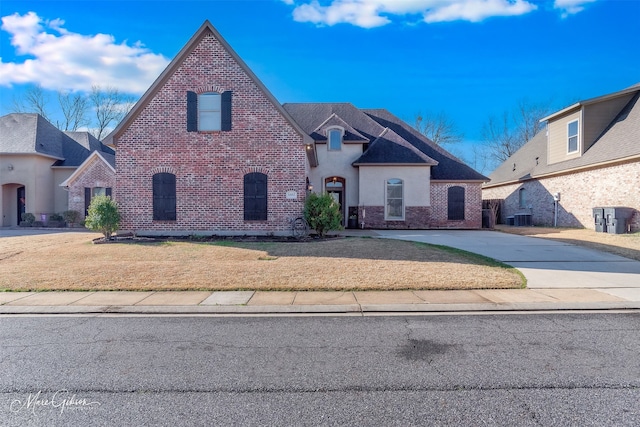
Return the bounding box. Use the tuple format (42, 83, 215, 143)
(325, 177, 345, 225)
(17, 186, 25, 225)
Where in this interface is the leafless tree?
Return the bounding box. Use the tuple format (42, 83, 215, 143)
(57, 91, 89, 131)
(12, 85, 51, 121)
(414, 111, 464, 145)
(90, 85, 135, 140)
(481, 99, 552, 164)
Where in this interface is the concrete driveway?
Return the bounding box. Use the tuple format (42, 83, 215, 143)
(375, 230, 640, 290)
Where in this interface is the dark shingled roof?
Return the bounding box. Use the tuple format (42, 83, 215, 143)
(363, 109, 489, 181)
(353, 127, 437, 165)
(1, 113, 64, 158)
(0, 113, 115, 166)
(312, 113, 369, 143)
(486, 91, 640, 187)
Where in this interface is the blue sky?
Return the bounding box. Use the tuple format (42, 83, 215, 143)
(1, 0, 638, 170)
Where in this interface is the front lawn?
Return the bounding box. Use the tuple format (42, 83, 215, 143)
(0, 232, 524, 291)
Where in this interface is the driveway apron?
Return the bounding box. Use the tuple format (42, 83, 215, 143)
(374, 230, 640, 289)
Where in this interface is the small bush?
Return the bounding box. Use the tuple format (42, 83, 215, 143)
(303, 192, 343, 238)
(62, 210, 80, 224)
(85, 195, 121, 240)
(49, 213, 64, 222)
(21, 212, 35, 224)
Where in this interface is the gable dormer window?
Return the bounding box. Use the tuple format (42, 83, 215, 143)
(567, 119, 579, 153)
(327, 127, 343, 151)
(186, 90, 232, 132)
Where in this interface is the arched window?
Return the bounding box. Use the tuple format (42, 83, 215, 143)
(153, 173, 176, 221)
(447, 186, 465, 220)
(327, 128, 343, 151)
(518, 188, 527, 208)
(244, 172, 268, 221)
(386, 179, 404, 220)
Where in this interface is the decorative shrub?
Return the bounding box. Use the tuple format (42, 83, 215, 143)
(49, 213, 64, 222)
(21, 213, 35, 225)
(62, 210, 80, 225)
(303, 192, 343, 238)
(85, 195, 121, 240)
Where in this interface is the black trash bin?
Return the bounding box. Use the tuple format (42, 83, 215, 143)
(604, 207, 635, 234)
(592, 207, 606, 232)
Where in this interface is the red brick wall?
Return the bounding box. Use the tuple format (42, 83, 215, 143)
(115, 29, 306, 235)
(67, 158, 116, 220)
(358, 206, 432, 229)
(430, 182, 483, 229)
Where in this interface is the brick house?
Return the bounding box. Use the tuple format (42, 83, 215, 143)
(0, 113, 114, 226)
(105, 21, 486, 235)
(483, 84, 640, 232)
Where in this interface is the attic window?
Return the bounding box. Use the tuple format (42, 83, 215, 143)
(327, 127, 343, 151)
(186, 91, 232, 132)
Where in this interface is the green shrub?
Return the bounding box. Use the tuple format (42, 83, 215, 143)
(21, 212, 35, 224)
(85, 195, 121, 240)
(62, 210, 80, 224)
(49, 213, 64, 222)
(303, 192, 343, 238)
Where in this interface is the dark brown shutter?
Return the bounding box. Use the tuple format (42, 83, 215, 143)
(105, 188, 112, 198)
(153, 173, 177, 221)
(221, 91, 232, 131)
(187, 91, 198, 132)
(244, 172, 267, 221)
(84, 187, 91, 216)
(447, 186, 465, 221)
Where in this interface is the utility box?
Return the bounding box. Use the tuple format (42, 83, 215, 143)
(514, 213, 532, 226)
(603, 207, 635, 234)
(592, 207, 606, 232)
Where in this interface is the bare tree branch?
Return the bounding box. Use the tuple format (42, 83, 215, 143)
(90, 85, 135, 140)
(57, 91, 89, 131)
(11, 85, 51, 121)
(414, 111, 463, 145)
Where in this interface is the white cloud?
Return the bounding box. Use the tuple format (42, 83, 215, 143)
(554, 0, 597, 17)
(285, 0, 597, 27)
(0, 12, 169, 94)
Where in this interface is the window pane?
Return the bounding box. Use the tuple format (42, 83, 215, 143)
(200, 111, 221, 131)
(92, 187, 105, 197)
(568, 136, 578, 152)
(328, 130, 341, 150)
(568, 121, 578, 137)
(387, 199, 403, 218)
(200, 93, 221, 110)
(386, 179, 403, 219)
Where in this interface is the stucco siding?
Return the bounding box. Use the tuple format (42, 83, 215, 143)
(358, 166, 430, 207)
(310, 143, 362, 210)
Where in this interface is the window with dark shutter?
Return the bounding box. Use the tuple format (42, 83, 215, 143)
(84, 187, 91, 216)
(244, 172, 267, 221)
(447, 186, 465, 221)
(221, 91, 232, 131)
(106, 188, 112, 198)
(186, 91, 198, 132)
(153, 173, 177, 221)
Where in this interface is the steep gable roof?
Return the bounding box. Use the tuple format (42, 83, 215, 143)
(486, 90, 640, 187)
(0, 113, 64, 159)
(353, 127, 437, 165)
(60, 150, 116, 187)
(363, 109, 488, 181)
(312, 113, 369, 143)
(104, 20, 312, 146)
(54, 132, 115, 167)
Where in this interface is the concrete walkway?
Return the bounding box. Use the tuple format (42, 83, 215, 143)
(1, 288, 639, 314)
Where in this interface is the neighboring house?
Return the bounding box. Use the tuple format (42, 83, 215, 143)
(0, 113, 115, 226)
(483, 84, 640, 232)
(283, 103, 488, 229)
(105, 21, 486, 235)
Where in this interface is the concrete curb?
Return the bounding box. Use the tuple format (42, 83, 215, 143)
(2, 301, 639, 315)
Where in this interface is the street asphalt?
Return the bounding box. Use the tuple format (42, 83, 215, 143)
(1, 228, 639, 314)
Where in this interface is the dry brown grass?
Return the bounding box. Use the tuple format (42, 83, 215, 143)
(496, 225, 640, 261)
(0, 232, 523, 291)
